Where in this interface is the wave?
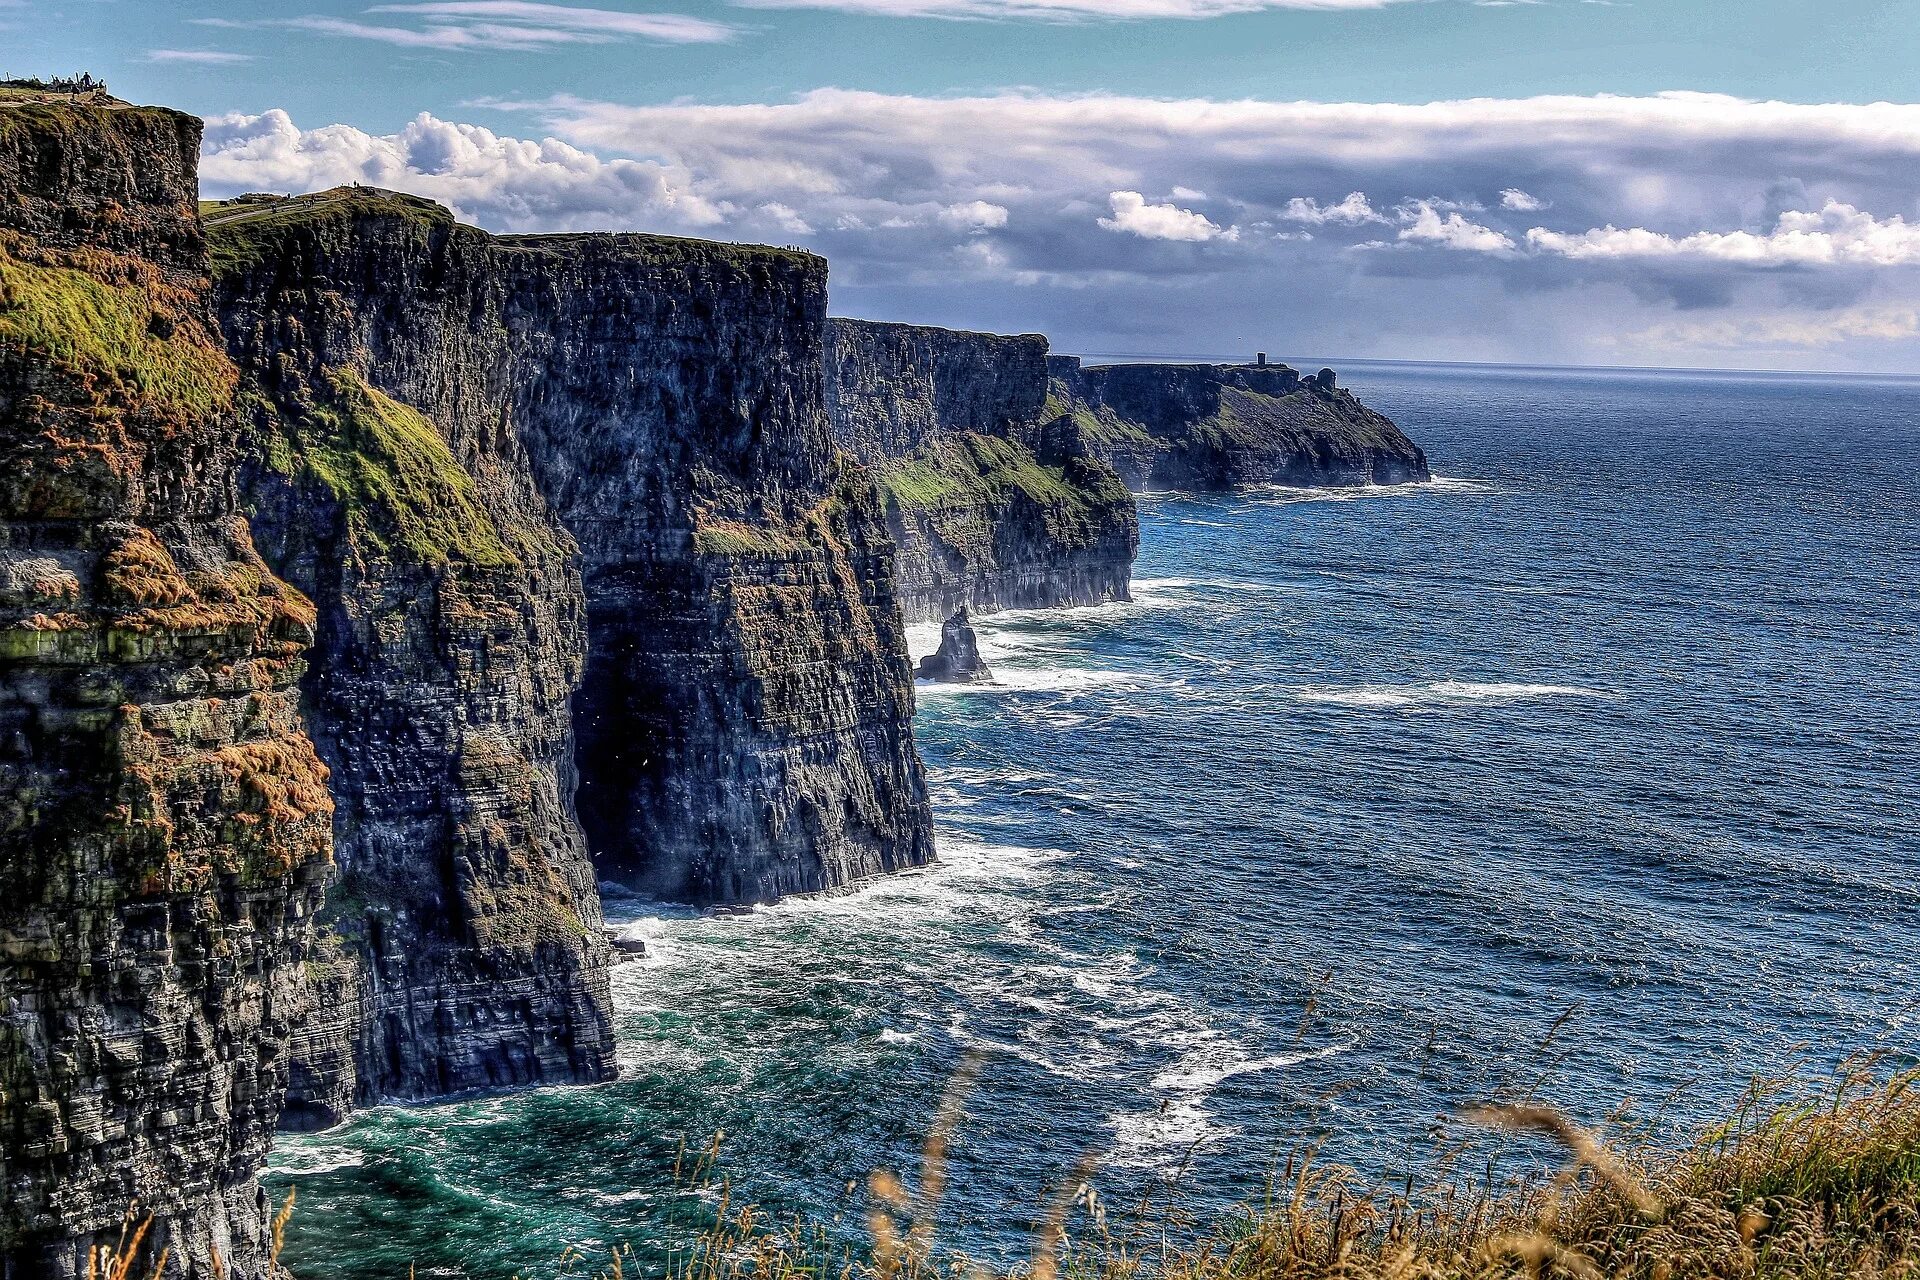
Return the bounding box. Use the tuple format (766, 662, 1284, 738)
(1296, 680, 1606, 709)
(1239, 474, 1499, 507)
(1151, 1041, 1352, 1092)
(916, 666, 1147, 696)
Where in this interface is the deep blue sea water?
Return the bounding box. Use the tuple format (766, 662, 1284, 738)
(270, 362, 1920, 1278)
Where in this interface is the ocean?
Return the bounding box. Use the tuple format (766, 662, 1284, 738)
(269, 361, 1920, 1278)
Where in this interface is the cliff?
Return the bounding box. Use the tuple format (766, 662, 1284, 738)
(207, 191, 616, 1128)
(825, 320, 1136, 623)
(1047, 356, 1429, 490)
(0, 96, 333, 1277)
(209, 191, 932, 919)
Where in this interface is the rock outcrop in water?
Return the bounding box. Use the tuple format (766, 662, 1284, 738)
(915, 609, 993, 684)
(825, 320, 1137, 623)
(1047, 355, 1429, 490)
(0, 91, 333, 1276)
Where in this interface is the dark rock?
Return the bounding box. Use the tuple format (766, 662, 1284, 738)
(206, 190, 934, 918)
(0, 97, 332, 1278)
(609, 933, 649, 958)
(825, 319, 1138, 623)
(916, 609, 994, 683)
(208, 190, 617, 1128)
(1050, 358, 1428, 490)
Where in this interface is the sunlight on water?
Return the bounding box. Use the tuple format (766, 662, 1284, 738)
(271, 364, 1920, 1280)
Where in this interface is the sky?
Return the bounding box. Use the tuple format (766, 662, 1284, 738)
(10, 0, 1920, 371)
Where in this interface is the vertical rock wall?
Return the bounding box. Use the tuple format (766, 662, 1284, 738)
(0, 98, 332, 1277)
(210, 195, 933, 933)
(501, 239, 933, 903)
(207, 192, 616, 1127)
(825, 320, 1138, 623)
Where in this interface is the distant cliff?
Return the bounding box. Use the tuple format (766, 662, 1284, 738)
(825, 320, 1137, 623)
(1048, 356, 1429, 490)
(0, 95, 333, 1276)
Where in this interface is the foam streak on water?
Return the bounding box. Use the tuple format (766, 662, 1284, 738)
(271, 364, 1920, 1280)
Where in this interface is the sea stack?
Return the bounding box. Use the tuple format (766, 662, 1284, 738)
(917, 609, 994, 683)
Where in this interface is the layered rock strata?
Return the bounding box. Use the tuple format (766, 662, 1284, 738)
(209, 190, 932, 922)
(825, 320, 1137, 623)
(207, 191, 616, 1127)
(1047, 356, 1429, 490)
(0, 94, 333, 1277)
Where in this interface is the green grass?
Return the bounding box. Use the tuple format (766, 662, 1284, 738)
(254, 370, 517, 570)
(204, 189, 457, 275)
(880, 432, 1109, 515)
(0, 248, 233, 425)
(1044, 386, 1158, 450)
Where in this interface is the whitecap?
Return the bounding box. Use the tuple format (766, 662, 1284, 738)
(1296, 680, 1605, 709)
(1240, 474, 1498, 506)
(1151, 1041, 1351, 1092)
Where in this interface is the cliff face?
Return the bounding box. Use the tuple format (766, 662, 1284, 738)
(0, 96, 332, 1277)
(826, 320, 1137, 623)
(207, 192, 616, 1128)
(211, 192, 931, 920)
(503, 241, 932, 904)
(1047, 356, 1429, 490)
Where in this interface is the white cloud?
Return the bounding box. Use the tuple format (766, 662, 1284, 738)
(287, 1, 735, 49)
(734, 0, 1413, 19)
(144, 49, 253, 64)
(1526, 201, 1920, 267)
(1283, 191, 1386, 225)
(1098, 190, 1236, 241)
(1397, 201, 1515, 253)
(1500, 187, 1547, 211)
(1624, 305, 1920, 350)
(200, 109, 729, 231)
(940, 200, 1011, 229)
(758, 202, 814, 235)
(202, 92, 1920, 368)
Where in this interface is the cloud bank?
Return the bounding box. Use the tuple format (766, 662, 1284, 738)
(200, 90, 1920, 368)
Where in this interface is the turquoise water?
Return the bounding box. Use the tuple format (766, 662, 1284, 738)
(270, 362, 1920, 1278)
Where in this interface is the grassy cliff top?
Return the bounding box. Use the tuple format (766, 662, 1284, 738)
(203, 185, 821, 273)
(828, 316, 1049, 346)
(203, 188, 456, 233)
(495, 226, 822, 272)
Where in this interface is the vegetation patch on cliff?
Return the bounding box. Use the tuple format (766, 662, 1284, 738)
(881, 433, 1093, 514)
(0, 242, 234, 427)
(252, 370, 518, 570)
(1044, 386, 1158, 450)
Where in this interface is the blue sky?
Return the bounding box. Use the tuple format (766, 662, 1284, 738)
(10, 0, 1920, 370)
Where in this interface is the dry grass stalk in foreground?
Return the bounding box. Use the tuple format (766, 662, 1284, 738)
(634, 1062, 1919, 1280)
